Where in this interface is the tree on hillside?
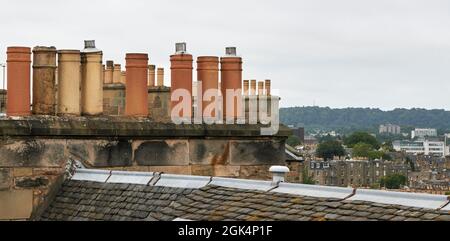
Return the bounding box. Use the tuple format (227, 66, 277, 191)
(344, 131, 380, 149)
(316, 140, 345, 161)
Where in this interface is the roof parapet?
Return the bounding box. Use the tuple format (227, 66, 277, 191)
(347, 188, 449, 210)
(107, 170, 154, 185)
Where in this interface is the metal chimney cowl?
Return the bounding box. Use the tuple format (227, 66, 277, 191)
(175, 42, 187, 54)
(225, 47, 237, 56)
(82, 40, 101, 53)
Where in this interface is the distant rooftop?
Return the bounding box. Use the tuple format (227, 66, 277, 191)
(39, 168, 450, 221)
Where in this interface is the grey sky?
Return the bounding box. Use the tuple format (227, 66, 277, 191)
(1, 0, 449, 110)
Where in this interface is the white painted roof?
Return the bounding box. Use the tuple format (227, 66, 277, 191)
(107, 170, 154, 185)
(154, 173, 211, 188)
(271, 182, 354, 199)
(348, 188, 448, 209)
(210, 177, 273, 191)
(71, 169, 111, 182)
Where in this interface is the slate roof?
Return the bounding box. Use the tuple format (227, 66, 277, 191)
(39, 169, 450, 221)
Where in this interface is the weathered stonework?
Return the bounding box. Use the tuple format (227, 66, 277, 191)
(0, 116, 291, 220)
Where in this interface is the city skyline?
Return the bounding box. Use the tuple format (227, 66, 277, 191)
(0, 0, 449, 110)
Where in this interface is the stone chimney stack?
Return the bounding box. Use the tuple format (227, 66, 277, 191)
(32, 46, 57, 115)
(265, 79, 271, 95)
(250, 79, 256, 95)
(220, 47, 242, 120)
(101, 64, 105, 83)
(243, 80, 249, 95)
(257, 81, 264, 95)
(170, 42, 193, 118)
(157, 67, 164, 86)
(57, 50, 81, 115)
(104, 60, 113, 84)
(113, 64, 121, 84)
(81, 40, 103, 116)
(197, 56, 219, 119)
(125, 53, 148, 116)
(148, 65, 155, 86)
(6, 47, 31, 116)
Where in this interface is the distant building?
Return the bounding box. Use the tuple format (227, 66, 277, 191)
(379, 124, 401, 135)
(411, 128, 437, 139)
(393, 139, 448, 157)
(291, 127, 305, 143)
(307, 159, 408, 187)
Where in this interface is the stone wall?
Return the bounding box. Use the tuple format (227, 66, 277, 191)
(0, 116, 291, 220)
(103, 84, 170, 122)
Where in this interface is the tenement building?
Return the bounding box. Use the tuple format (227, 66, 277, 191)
(307, 159, 408, 187)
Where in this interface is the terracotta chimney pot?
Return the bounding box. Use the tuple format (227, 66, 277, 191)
(170, 44, 193, 118)
(104, 60, 113, 84)
(148, 65, 155, 86)
(32, 46, 57, 115)
(258, 81, 264, 95)
(125, 53, 148, 116)
(120, 71, 126, 84)
(6, 46, 31, 116)
(157, 67, 164, 86)
(81, 46, 103, 116)
(250, 79, 256, 95)
(112, 64, 121, 84)
(220, 48, 243, 119)
(57, 50, 81, 115)
(243, 80, 249, 95)
(197, 56, 219, 118)
(265, 79, 271, 95)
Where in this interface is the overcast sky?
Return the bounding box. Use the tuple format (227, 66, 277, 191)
(1, 0, 449, 110)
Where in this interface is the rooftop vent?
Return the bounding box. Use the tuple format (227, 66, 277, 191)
(82, 40, 101, 53)
(225, 47, 237, 56)
(175, 42, 187, 54)
(269, 165, 290, 185)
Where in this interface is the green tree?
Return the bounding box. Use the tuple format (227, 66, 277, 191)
(352, 142, 373, 158)
(316, 140, 345, 161)
(286, 135, 301, 147)
(344, 131, 380, 149)
(380, 174, 407, 189)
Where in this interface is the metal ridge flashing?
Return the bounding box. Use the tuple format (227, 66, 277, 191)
(71, 169, 111, 182)
(106, 170, 154, 185)
(153, 173, 211, 188)
(347, 188, 448, 210)
(210, 177, 273, 191)
(271, 182, 354, 199)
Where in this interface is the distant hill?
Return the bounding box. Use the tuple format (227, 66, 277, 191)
(280, 106, 450, 134)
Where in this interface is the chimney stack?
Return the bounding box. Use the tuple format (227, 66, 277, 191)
(113, 64, 121, 84)
(250, 79, 256, 95)
(81, 41, 103, 115)
(32, 46, 57, 115)
(265, 79, 271, 95)
(6, 46, 31, 116)
(269, 166, 290, 185)
(197, 56, 219, 119)
(148, 65, 155, 86)
(57, 50, 81, 115)
(125, 53, 148, 116)
(104, 60, 113, 84)
(220, 47, 243, 120)
(157, 67, 164, 86)
(170, 43, 193, 118)
(243, 80, 249, 95)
